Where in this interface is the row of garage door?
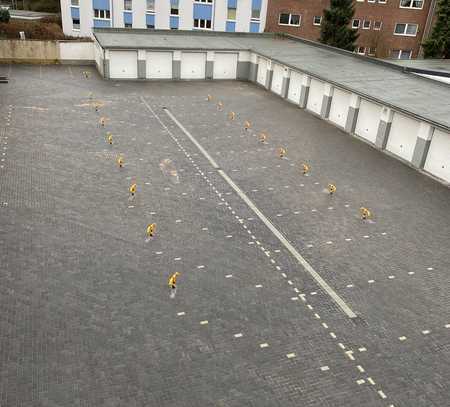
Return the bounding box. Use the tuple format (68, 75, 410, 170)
(109, 50, 238, 80)
(256, 56, 450, 183)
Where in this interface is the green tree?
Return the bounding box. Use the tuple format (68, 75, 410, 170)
(0, 8, 10, 23)
(320, 0, 359, 52)
(423, 0, 450, 58)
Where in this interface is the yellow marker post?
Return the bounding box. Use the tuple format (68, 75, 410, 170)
(327, 184, 337, 195)
(228, 111, 235, 121)
(117, 156, 124, 168)
(107, 134, 113, 145)
(207, 94, 212, 102)
(217, 101, 223, 111)
(146, 223, 156, 237)
(168, 271, 180, 288)
(244, 120, 251, 131)
(359, 207, 371, 220)
(302, 163, 310, 175)
(129, 183, 137, 196)
(278, 147, 286, 158)
(259, 133, 267, 143)
(100, 117, 106, 127)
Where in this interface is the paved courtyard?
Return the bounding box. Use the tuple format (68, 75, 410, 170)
(0, 64, 449, 407)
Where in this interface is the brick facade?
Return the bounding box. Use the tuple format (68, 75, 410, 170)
(265, 0, 436, 59)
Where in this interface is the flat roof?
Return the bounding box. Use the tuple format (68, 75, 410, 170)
(94, 29, 450, 131)
(9, 10, 57, 20)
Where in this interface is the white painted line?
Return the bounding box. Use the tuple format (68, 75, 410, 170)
(255, 284, 263, 288)
(346, 284, 354, 288)
(234, 333, 243, 338)
(294, 288, 299, 293)
(320, 366, 329, 371)
(226, 235, 233, 238)
(427, 267, 434, 271)
(276, 266, 281, 271)
(445, 324, 450, 328)
(368, 280, 375, 284)
(408, 271, 415, 275)
(307, 304, 313, 310)
(338, 343, 346, 350)
(311, 292, 317, 296)
(322, 323, 328, 329)
(225, 274, 233, 278)
(200, 320, 208, 325)
(291, 297, 299, 301)
(388, 275, 395, 279)
(177, 312, 185, 316)
(345, 238, 352, 241)
(314, 313, 321, 319)
(281, 273, 287, 278)
(367, 377, 376, 385)
(357, 365, 365, 373)
(156, 251, 163, 255)
(399, 336, 407, 341)
(345, 351, 355, 360)
(299, 294, 306, 302)
(174, 257, 181, 261)
(286, 353, 296, 359)
(270, 259, 276, 264)
(259, 343, 269, 348)
(197, 265, 205, 269)
(422, 330, 431, 335)
(378, 390, 387, 399)
(161, 105, 357, 319)
(287, 280, 293, 285)
(358, 347, 367, 352)
(356, 379, 365, 385)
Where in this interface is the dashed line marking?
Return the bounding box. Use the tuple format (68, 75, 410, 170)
(225, 274, 233, 278)
(177, 312, 185, 316)
(286, 353, 296, 359)
(200, 320, 208, 325)
(378, 390, 387, 399)
(259, 343, 269, 348)
(234, 333, 243, 338)
(320, 366, 329, 371)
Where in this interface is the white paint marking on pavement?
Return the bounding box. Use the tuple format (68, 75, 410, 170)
(358, 347, 367, 352)
(399, 336, 407, 341)
(234, 333, 243, 338)
(322, 323, 328, 329)
(158, 104, 357, 319)
(345, 351, 355, 360)
(368, 280, 375, 284)
(177, 312, 185, 316)
(367, 377, 376, 385)
(255, 284, 263, 288)
(286, 353, 296, 359)
(356, 379, 365, 385)
(378, 390, 387, 399)
(260, 343, 269, 348)
(422, 330, 431, 335)
(200, 320, 208, 325)
(225, 274, 233, 278)
(320, 366, 329, 371)
(357, 365, 365, 373)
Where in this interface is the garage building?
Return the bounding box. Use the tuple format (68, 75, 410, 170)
(93, 29, 450, 185)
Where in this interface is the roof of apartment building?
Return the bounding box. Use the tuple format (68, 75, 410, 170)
(7, 9, 58, 20)
(94, 29, 450, 131)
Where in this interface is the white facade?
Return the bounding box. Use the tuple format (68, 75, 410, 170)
(61, 0, 267, 37)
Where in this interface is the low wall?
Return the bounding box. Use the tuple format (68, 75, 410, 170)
(0, 40, 58, 63)
(0, 40, 94, 64)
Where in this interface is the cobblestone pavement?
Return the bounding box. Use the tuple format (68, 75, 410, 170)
(0, 65, 449, 407)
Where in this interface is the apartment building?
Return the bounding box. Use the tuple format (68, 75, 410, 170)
(61, 0, 268, 37)
(265, 0, 437, 59)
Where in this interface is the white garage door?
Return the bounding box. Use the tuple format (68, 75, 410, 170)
(329, 88, 351, 128)
(213, 53, 238, 79)
(270, 64, 284, 95)
(257, 57, 268, 86)
(386, 113, 420, 162)
(110, 51, 137, 79)
(355, 99, 383, 143)
(306, 79, 324, 115)
(287, 71, 302, 104)
(424, 129, 450, 183)
(146, 51, 172, 79)
(181, 52, 206, 79)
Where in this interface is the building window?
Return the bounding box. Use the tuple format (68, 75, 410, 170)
(400, 0, 424, 9)
(356, 46, 366, 55)
(378, 0, 387, 3)
(72, 17, 80, 29)
(362, 20, 371, 29)
(394, 23, 418, 36)
(171, 0, 179, 15)
(368, 47, 377, 56)
(352, 19, 360, 29)
(252, 8, 261, 20)
(374, 20, 382, 30)
(147, 23, 155, 28)
(313, 16, 322, 26)
(391, 49, 412, 59)
(146, 0, 155, 11)
(125, 23, 132, 27)
(368, 0, 375, 3)
(71, 0, 79, 6)
(124, 0, 132, 11)
(195, 0, 213, 3)
(94, 9, 111, 19)
(194, 18, 212, 29)
(279, 13, 300, 26)
(227, 7, 236, 20)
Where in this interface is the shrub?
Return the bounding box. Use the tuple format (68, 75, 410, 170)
(0, 8, 10, 23)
